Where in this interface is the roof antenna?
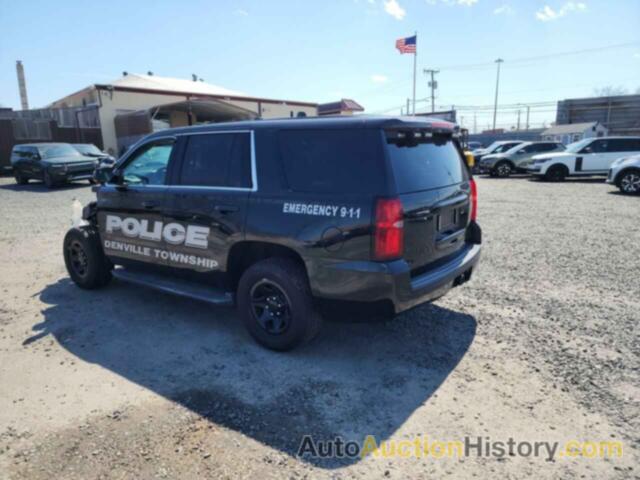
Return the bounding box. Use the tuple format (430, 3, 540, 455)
(192, 74, 198, 82)
(147, 71, 154, 76)
(122, 71, 128, 76)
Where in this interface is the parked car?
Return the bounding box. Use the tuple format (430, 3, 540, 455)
(11, 143, 99, 188)
(63, 116, 482, 351)
(526, 137, 640, 181)
(467, 141, 483, 151)
(472, 140, 525, 163)
(606, 154, 640, 194)
(479, 141, 565, 177)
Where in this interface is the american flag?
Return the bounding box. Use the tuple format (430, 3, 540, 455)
(395, 35, 416, 54)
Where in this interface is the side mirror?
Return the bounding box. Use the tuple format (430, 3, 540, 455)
(93, 161, 115, 184)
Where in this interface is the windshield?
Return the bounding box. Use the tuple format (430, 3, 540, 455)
(39, 144, 82, 159)
(565, 139, 592, 153)
(73, 144, 102, 156)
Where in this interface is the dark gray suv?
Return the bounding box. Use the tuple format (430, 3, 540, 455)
(11, 143, 98, 188)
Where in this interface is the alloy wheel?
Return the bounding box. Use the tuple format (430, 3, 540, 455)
(620, 172, 640, 193)
(249, 279, 292, 335)
(67, 240, 89, 278)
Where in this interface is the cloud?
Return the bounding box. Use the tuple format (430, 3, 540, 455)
(233, 9, 249, 16)
(371, 74, 389, 84)
(535, 2, 586, 21)
(384, 0, 406, 19)
(493, 4, 514, 15)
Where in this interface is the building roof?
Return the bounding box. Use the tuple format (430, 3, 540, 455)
(318, 99, 365, 115)
(109, 73, 246, 98)
(543, 122, 599, 135)
(51, 73, 318, 108)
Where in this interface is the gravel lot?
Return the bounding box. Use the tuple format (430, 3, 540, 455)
(0, 175, 638, 479)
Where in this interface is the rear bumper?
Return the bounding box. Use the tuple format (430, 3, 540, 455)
(309, 240, 481, 314)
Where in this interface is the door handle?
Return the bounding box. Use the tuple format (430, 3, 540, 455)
(142, 201, 158, 210)
(214, 204, 239, 214)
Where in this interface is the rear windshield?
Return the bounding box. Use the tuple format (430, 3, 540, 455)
(278, 129, 384, 194)
(386, 135, 468, 193)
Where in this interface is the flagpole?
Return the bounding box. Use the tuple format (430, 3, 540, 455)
(412, 31, 417, 115)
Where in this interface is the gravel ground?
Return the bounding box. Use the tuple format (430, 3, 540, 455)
(0, 175, 638, 479)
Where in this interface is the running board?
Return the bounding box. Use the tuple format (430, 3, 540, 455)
(112, 268, 234, 306)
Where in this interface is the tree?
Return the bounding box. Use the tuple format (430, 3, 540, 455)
(593, 85, 628, 97)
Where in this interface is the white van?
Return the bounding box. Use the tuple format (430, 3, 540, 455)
(526, 137, 640, 181)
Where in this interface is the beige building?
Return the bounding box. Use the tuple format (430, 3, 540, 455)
(50, 73, 318, 154)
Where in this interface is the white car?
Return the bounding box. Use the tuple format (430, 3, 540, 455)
(607, 154, 640, 194)
(526, 137, 640, 181)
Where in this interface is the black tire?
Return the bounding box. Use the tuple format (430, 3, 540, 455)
(14, 170, 28, 185)
(494, 161, 512, 178)
(544, 165, 568, 182)
(63, 227, 112, 289)
(43, 170, 56, 189)
(237, 258, 322, 351)
(618, 169, 640, 195)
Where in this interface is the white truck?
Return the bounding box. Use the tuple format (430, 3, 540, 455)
(526, 137, 640, 181)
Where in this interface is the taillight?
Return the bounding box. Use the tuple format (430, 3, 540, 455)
(374, 198, 404, 261)
(469, 178, 478, 222)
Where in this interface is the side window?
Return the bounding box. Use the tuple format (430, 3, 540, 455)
(608, 138, 640, 152)
(28, 147, 40, 159)
(583, 139, 607, 153)
(120, 141, 174, 186)
(178, 132, 252, 188)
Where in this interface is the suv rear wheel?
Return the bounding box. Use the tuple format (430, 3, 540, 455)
(618, 169, 640, 194)
(237, 258, 322, 351)
(544, 165, 568, 182)
(494, 161, 513, 178)
(63, 227, 112, 289)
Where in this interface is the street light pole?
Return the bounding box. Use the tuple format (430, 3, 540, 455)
(492, 58, 504, 131)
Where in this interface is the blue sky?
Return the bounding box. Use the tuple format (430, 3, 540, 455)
(0, 0, 638, 130)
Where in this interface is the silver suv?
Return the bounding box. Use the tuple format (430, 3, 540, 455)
(479, 141, 565, 178)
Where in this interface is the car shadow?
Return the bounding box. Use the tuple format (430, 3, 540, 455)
(0, 182, 91, 193)
(26, 277, 476, 468)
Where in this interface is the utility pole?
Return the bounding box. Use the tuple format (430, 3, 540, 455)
(516, 109, 521, 131)
(473, 113, 477, 134)
(525, 105, 530, 130)
(406, 98, 410, 116)
(423, 69, 439, 113)
(492, 58, 504, 131)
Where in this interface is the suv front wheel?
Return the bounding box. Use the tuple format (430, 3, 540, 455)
(493, 161, 513, 178)
(618, 169, 640, 194)
(63, 227, 113, 289)
(237, 258, 322, 351)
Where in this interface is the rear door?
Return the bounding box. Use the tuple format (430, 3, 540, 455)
(163, 130, 254, 273)
(385, 131, 471, 272)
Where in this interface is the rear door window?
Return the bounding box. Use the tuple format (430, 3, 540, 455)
(179, 132, 252, 188)
(278, 129, 384, 194)
(386, 135, 468, 193)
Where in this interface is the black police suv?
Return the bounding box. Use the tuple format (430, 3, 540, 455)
(63, 116, 482, 350)
(12, 143, 98, 188)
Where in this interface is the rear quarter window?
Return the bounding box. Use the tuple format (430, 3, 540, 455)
(386, 136, 468, 193)
(278, 129, 385, 194)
